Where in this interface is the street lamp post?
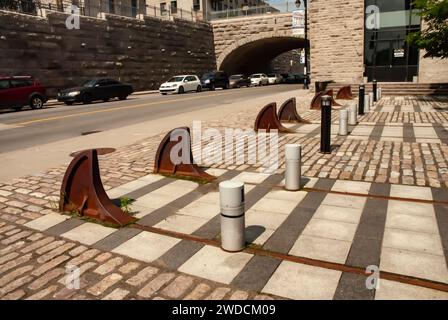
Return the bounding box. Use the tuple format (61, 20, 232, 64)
(296, 0, 309, 89)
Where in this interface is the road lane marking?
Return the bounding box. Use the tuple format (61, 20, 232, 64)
(12, 87, 272, 126)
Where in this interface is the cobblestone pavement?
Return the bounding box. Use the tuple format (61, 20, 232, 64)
(1, 95, 448, 300)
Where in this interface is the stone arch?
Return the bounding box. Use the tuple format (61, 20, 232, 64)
(217, 31, 306, 75)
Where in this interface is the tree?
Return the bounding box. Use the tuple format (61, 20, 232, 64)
(407, 0, 448, 58)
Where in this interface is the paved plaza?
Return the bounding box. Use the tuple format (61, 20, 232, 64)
(0, 95, 448, 300)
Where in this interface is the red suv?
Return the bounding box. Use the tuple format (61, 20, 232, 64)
(0, 76, 47, 111)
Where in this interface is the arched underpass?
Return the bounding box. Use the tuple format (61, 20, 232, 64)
(218, 36, 307, 76)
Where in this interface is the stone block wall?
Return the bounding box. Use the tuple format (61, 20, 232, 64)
(308, 0, 364, 85)
(0, 10, 216, 95)
(211, 13, 298, 64)
(270, 49, 304, 74)
(419, 53, 448, 83)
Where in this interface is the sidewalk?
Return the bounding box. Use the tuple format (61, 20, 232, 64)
(0, 95, 448, 300)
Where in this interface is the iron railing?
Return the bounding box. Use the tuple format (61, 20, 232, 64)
(0, 0, 203, 22)
(208, 1, 300, 20)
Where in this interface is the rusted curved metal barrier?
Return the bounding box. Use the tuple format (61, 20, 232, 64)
(278, 98, 310, 123)
(336, 85, 353, 100)
(153, 127, 216, 182)
(254, 103, 292, 133)
(310, 89, 341, 110)
(59, 149, 136, 227)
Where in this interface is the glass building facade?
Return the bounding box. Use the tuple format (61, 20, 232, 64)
(364, 0, 421, 82)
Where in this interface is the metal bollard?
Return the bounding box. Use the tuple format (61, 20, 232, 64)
(364, 94, 370, 113)
(284, 144, 301, 191)
(320, 95, 332, 154)
(373, 80, 377, 102)
(339, 109, 348, 136)
(348, 104, 357, 125)
(219, 180, 245, 252)
(358, 84, 365, 115)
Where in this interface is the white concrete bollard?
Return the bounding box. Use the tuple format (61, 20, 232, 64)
(284, 144, 301, 191)
(369, 92, 374, 106)
(219, 180, 245, 252)
(364, 94, 370, 113)
(348, 104, 357, 125)
(378, 87, 382, 100)
(339, 109, 348, 136)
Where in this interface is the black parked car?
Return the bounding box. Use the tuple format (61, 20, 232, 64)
(57, 79, 134, 105)
(200, 71, 229, 90)
(228, 74, 251, 88)
(285, 73, 309, 84)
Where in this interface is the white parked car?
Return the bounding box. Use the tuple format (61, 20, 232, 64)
(250, 73, 269, 86)
(267, 73, 282, 84)
(159, 75, 202, 95)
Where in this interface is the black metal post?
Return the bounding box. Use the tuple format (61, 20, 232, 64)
(303, 0, 309, 89)
(373, 80, 377, 102)
(358, 84, 365, 115)
(320, 95, 332, 154)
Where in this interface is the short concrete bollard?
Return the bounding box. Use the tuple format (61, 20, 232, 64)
(378, 87, 382, 100)
(364, 94, 370, 113)
(348, 104, 357, 125)
(369, 92, 374, 106)
(219, 180, 245, 252)
(339, 109, 348, 136)
(284, 144, 301, 191)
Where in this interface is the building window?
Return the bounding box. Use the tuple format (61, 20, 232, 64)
(108, 0, 115, 14)
(160, 2, 167, 15)
(170, 0, 177, 13)
(131, 0, 137, 17)
(364, 0, 421, 82)
(193, 0, 200, 11)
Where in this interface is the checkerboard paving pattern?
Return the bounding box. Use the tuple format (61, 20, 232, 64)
(22, 170, 448, 299)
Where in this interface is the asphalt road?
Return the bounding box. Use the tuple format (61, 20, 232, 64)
(0, 84, 299, 154)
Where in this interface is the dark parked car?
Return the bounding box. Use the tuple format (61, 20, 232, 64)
(0, 76, 47, 111)
(285, 73, 309, 84)
(200, 71, 229, 90)
(228, 74, 251, 88)
(57, 79, 133, 105)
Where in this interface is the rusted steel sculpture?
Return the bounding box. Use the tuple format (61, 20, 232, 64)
(310, 90, 341, 110)
(278, 98, 310, 123)
(59, 149, 136, 227)
(326, 89, 342, 106)
(153, 127, 216, 182)
(336, 85, 353, 100)
(254, 103, 292, 133)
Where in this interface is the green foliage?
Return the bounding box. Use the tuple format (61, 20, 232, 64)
(408, 0, 448, 58)
(120, 196, 134, 214)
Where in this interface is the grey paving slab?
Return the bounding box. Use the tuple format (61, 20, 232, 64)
(230, 255, 281, 292)
(44, 218, 85, 237)
(344, 197, 389, 268)
(263, 193, 327, 253)
(333, 272, 375, 300)
(154, 241, 204, 271)
(431, 187, 448, 203)
(432, 124, 448, 144)
(369, 122, 386, 141)
(92, 228, 142, 251)
(433, 203, 448, 266)
(403, 123, 416, 143)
